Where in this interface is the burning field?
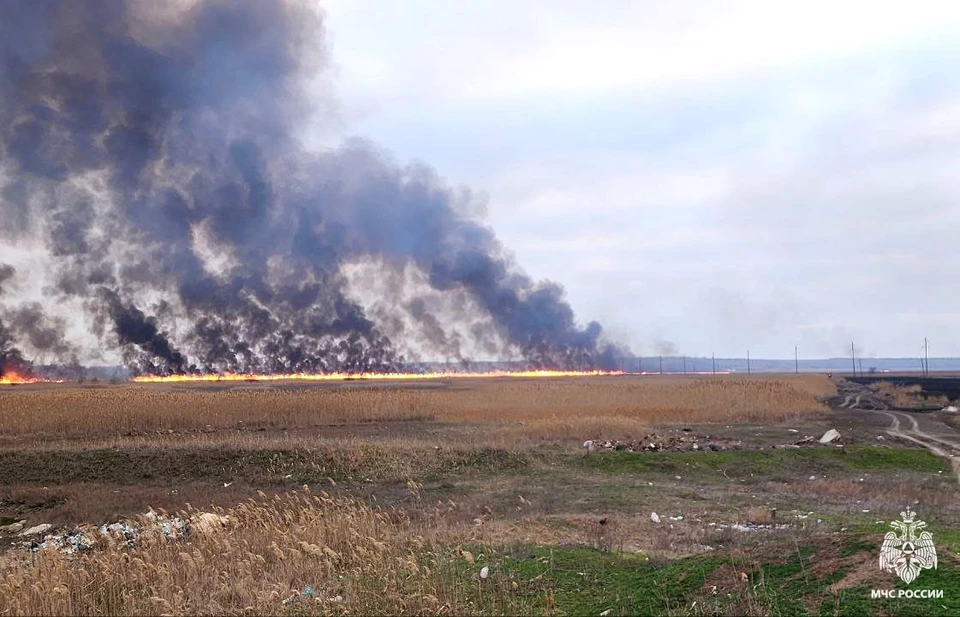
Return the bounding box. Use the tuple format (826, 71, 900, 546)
(0, 0, 626, 386)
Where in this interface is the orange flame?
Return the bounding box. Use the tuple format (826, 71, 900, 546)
(0, 370, 48, 385)
(132, 370, 626, 383)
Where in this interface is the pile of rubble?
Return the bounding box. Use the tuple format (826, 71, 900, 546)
(583, 430, 742, 453)
(772, 428, 844, 449)
(0, 510, 230, 555)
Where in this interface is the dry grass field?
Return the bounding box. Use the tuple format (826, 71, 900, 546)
(2, 373, 959, 616)
(0, 374, 834, 442)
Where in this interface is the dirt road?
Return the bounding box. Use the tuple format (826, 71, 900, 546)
(829, 377, 960, 479)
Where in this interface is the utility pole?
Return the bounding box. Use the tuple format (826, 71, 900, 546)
(795, 346, 799, 374)
(637, 356, 642, 374)
(682, 356, 687, 374)
(851, 342, 857, 377)
(712, 352, 716, 375)
(924, 337, 929, 377)
(659, 355, 663, 375)
(747, 350, 751, 375)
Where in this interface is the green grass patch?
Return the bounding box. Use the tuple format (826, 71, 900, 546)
(840, 536, 876, 557)
(436, 535, 960, 616)
(491, 546, 724, 615)
(582, 446, 951, 480)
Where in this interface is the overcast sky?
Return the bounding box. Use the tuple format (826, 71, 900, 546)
(317, 1, 960, 359)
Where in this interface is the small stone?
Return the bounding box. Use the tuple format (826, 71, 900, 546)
(19, 524, 53, 537)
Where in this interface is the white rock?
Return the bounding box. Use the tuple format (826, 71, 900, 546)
(819, 429, 841, 444)
(943, 406, 958, 412)
(19, 523, 53, 537)
(650, 512, 661, 523)
(788, 429, 799, 433)
(480, 566, 489, 579)
(583, 440, 593, 449)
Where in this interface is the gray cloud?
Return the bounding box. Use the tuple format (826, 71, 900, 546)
(319, 7, 960, 358)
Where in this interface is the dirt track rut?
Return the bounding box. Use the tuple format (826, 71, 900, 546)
(829, 378, 960, 480)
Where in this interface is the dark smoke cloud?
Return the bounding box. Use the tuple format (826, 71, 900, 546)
(655, 339, 679, 357)
(0, 265, 14, 294)
(0, 265, 29, 377)
(0, 0, 625, 375)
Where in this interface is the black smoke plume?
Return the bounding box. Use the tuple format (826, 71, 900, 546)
(0, 265, 30, 378)
(0, 0, 625, 375)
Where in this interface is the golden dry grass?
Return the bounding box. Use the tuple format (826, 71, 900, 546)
(0, 490, 531, 616)
(869, 380, 950, 407)
(0, 375, 834, 441)
(869, 381, 923, 406)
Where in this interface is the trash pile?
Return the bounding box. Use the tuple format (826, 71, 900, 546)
(282, 586, 343, 606)
(583, 431, 741, 454)
(3, 510, 230, 555)
(722, 522, 793, 532)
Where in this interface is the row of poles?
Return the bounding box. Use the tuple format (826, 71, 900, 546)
(849, 338, 930, 378)
(628, 339, 933, 377)
(624, 346, 802, 375)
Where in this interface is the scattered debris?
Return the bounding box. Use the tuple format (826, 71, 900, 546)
(581, 431, 741, 454)
(728, 522, 791, 532)
(819, 429, 841, 444)
(13, 509, 234, 555)
(650, 512, 661, 523)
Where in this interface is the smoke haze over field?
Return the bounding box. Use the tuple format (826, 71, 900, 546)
(0, 0, 623, 376)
